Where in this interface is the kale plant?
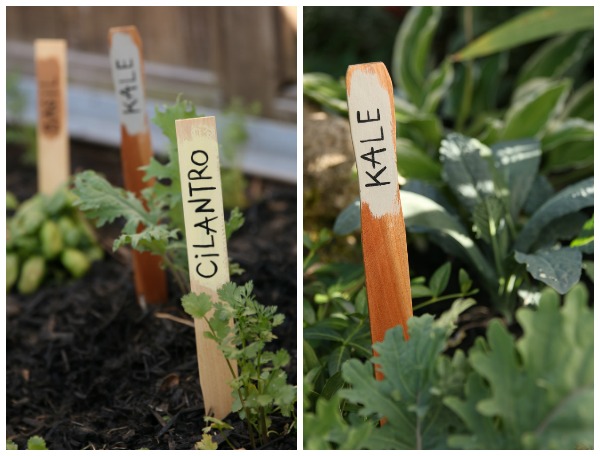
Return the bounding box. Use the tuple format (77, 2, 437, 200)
(335, 134, 593, 317)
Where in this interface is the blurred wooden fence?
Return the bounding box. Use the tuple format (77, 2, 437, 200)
(7, 6, 297, 122)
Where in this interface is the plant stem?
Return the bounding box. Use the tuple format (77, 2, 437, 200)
(162, 253, 188, 293)
(201, 315, 257, 448)
(413, 289, 478, 311)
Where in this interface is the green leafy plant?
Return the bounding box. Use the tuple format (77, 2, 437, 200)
(304, 229, 477, 404)
(72, 97, 246, 293)
(6, 186, 103, 294)
(304, 6, 593, 187)
(305, 283, 593, 450)
(182, 281, 296, 448)
(335, 134, 593, 317)
(304, 7, 594, 451)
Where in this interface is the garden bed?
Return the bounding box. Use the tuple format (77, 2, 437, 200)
(6, 142, 297, 450)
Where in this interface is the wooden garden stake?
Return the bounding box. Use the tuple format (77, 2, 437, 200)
(346, 62, 413, 381)
(35, 39, 69, 195)
(175, 116, 236, 419)
(108, 26, 167, 307)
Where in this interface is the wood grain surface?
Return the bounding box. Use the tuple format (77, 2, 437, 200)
(346, 62, 413, 380)
(35, 39, 69, 195)
(108, 26, 167, 306)
(176, 116, 236, 420)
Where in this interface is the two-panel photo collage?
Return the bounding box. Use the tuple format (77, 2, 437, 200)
(4, 3, 595, 451)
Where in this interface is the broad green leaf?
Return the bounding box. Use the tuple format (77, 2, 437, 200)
(514, 247, 582, 294)
(449, 296, 593, 449)
(453, 7, 593, 61)
(303, 73, 348, 115)
(544, 138, 593, 173)
(516, 177, 593, 251)
(440, 134, 495, 211)
(471, 53, 509, 115)
(516, 298, 593, 449)
(445, 374, 507, 449)
(561, 81, 593, 121)
(333, 191, 495, 287)
(392, 6, 441, 106)
(341, 300, 471, 449)
(517, 32, 592, 86)
(333, 199, 360, 235)
(401, 191, 496, 288)
(500, 78, 571, 141)
(429, 262, 451, 298)
(522, 174, 554, 216)
(491, 139, 541, 218)
(531, 212, 588, 250)
(422, 59, 454, 113)
(396, 138, 441, 182)
(542, 118, 593, 150)
(564, 282, 589, 309)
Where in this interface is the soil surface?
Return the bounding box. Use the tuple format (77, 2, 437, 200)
(6, 142, 297, 450)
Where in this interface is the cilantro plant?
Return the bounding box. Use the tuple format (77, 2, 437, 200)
(305, 284, 593, 450)
(72, 97, 245, 293)
(182, 282, 296, 449)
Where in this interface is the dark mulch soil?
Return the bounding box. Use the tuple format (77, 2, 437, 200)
(6, 142, 297, 450)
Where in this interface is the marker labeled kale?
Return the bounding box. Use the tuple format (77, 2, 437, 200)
(109, 32, 144, 135)
(347, 67, 398, 217)
(346, 63, 413, 377)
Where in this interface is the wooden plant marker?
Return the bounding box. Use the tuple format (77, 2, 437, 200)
(175, 116, 236, 419)
(108, 26, 167, 307)
(346, 62, 413, 381)
(35, 39, 69, 195)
